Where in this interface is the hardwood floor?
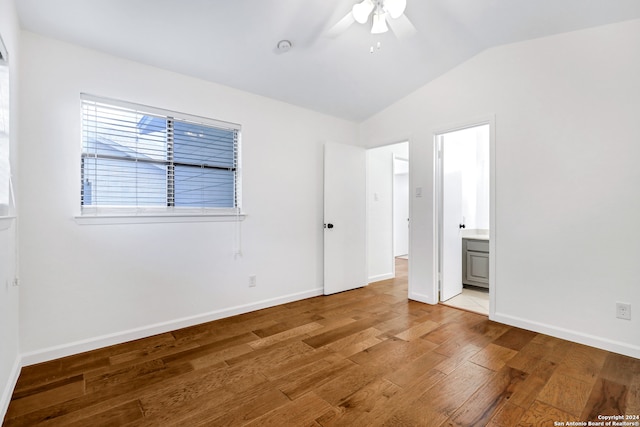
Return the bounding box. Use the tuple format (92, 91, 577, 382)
(4, 259, 639, 426)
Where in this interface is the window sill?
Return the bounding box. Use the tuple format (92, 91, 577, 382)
(74, 212, 247, 225)
(0, 216, 15, 231)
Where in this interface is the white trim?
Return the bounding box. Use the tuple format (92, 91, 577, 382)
(406, 138, 415, 302)
(0, 216, 14, 230)
(409, 290, 437, 305)
(75, 212, 247, 225)
(368, 272, 395, 283)
(20, 287, 323, 366)
(492, 312, 640, 360)
(432, 115, 494, 137)
(0, 355, 21, 422)
(433, 134, 442, 305)
(390, 153, 396, 279)
(488, 117, 497, 320)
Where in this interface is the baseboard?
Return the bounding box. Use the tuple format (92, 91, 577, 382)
(408, 291, 437, 305)
(368, 272, 395, 283)
(21, 287, 324, 367)
(492, 311, 640, 359)
(0, 354, 21, 422)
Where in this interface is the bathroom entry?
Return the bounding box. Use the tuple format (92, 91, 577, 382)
(435, 123, 490, 304)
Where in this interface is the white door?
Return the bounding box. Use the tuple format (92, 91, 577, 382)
(324, 142, 367, 295)
(440, 136, 464, 301)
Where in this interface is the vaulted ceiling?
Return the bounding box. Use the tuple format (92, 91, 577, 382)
(16, 0, 640, 121)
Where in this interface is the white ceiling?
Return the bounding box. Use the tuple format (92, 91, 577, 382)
(15, 0, 640, 122)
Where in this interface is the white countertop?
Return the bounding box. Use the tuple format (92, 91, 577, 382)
(461, 229, 489, 240)
(463, 234, 489, 241)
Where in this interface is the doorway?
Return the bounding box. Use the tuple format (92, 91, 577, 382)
(435, 122, 491, 315)
(393, 156, 409, 260)
(366, 141, 409, 284)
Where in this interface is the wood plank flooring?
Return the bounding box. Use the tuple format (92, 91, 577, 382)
(4, 259, 640, 426)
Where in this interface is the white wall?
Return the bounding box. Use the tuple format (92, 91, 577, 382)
(360, 20, 640, 358)
(0, 0, 21, 418)
(367, 142, 408, 282)
(18, 31, 358, 362)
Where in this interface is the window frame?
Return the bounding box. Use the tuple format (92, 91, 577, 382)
(77, 94, 244, 224)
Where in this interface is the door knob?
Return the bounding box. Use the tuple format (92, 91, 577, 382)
(324, 223, 334, 229)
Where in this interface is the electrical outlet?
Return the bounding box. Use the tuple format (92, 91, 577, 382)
(248, 275, 257, 288)
(616, 302, 631, 320)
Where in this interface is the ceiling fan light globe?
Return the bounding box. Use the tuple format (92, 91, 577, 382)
(371, 12, 389, 34)
(384, 0, 407, 19)
(352, 0, 374, 24)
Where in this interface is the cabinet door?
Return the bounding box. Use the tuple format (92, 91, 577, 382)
(466, 251, 489, 284)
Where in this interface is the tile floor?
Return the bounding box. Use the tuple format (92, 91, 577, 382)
(442, 286, 489, 315)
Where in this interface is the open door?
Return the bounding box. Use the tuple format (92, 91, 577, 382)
(441, 145, 464, 301)
(437, 123, 491, 303)
(324, 142, 367, 295)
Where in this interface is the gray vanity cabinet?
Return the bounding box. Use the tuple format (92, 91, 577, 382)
(462, 238, 489, 288)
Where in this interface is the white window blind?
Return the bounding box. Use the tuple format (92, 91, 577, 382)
(81, 95, 240, 216)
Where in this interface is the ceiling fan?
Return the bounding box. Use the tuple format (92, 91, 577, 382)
(328, 0, 416, 39)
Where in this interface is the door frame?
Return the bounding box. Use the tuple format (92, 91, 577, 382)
(365, 140, 410, 288)
(433, 116, 496, 317)
(393, 155, 409, 260)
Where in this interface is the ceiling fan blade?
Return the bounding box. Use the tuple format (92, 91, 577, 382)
(384, 0, 407, 19)
(353, 0, 374, 24)
(327, 12, 355, 38)
(387, 13, 417, 40)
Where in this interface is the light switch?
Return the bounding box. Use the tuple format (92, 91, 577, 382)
(415, 187, 422, 197)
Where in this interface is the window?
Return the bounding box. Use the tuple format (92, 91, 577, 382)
(80, 95, 240, 217)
